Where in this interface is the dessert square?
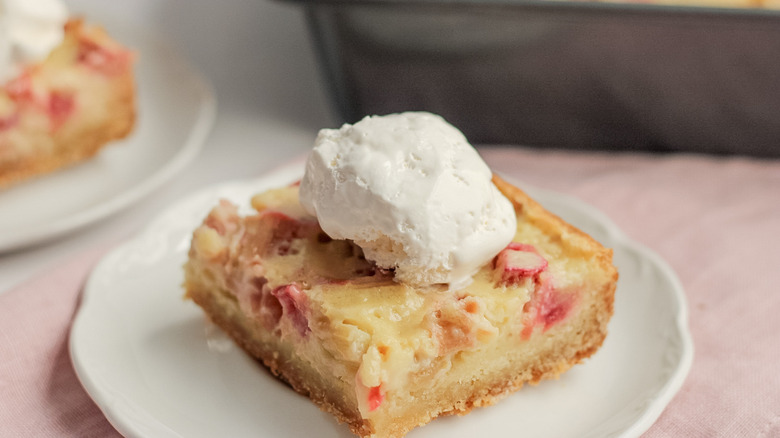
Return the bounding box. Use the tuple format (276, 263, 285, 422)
(183, 175, 617, 438)
(0, 18, 136, 188)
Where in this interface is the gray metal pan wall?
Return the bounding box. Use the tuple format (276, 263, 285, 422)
(292, 0, 780, 157)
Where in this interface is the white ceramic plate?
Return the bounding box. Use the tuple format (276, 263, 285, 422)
(70, 163, 693, 438)
(0, 25, 215, 252)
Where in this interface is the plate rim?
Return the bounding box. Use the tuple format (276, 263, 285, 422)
(70, 164, 694, 438)
(0, 31, 216, 253)
(518, 179, 694, 437)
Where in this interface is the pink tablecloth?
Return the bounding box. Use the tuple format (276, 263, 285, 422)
(1, 147, 779, 437)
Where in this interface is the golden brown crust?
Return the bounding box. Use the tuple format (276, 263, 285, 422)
(0, 20, 136, 189)
(186, 285, 375, 438)
(493, 174, 616, 263)
(0, 103, 135, 187)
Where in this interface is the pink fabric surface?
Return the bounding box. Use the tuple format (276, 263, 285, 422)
(0, 147, 778, 437)
(0, 246, 121, 438)
(483, 147, 780, 438)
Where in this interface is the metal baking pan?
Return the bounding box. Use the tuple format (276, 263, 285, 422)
(284, 0, 780, 156)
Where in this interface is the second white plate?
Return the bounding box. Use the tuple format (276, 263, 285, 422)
(70, 163, 693, 438)
(0, 24, 215, 252)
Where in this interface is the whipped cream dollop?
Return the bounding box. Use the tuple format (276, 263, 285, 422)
(299, 112, 517, 288)
(0, 0, 69, 83)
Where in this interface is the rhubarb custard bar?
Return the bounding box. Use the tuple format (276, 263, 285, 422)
(0, 0, 136, 188)
(183, 113, 617, 438)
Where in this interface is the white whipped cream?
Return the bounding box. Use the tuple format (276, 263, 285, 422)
(0, 0, 69, 83)
(299, 112, 517, 288)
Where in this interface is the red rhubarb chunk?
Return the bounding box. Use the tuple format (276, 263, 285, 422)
(248, 277, 284, 331)
(259, 211, 318, 256)
(77, 38, 131, 76)
(271, 283, 310, 337)
(203, 200, 240, 235)
(259, 291, 284, 330)
(494, 242, 548, 285)
(368, 385, 384, 411)
(267, 211, 302, 255)
(5, 74, 33, 102)
(539, 286, 576, 330)
(48, 92, 75, 131)
(520, 273, 578, 338)
(0, 113, 19, 131)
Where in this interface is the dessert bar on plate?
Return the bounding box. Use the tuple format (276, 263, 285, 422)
(0, 3, 136, 189)
(183, 113, 618, 438)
